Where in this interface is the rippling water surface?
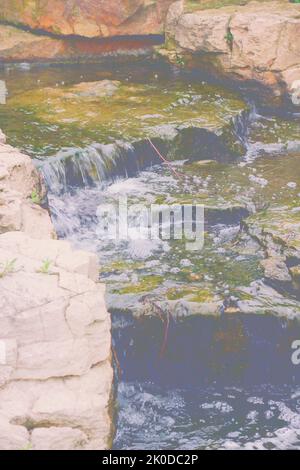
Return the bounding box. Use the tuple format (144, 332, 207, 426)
(1, 61, 300, 450)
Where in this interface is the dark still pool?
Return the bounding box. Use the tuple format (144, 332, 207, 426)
(112, 314, 300, 450)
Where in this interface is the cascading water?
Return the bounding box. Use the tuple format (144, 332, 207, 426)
(1, 60, 300, 450)
(37, 140, 156, 195)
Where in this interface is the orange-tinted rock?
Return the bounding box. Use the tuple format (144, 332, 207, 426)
(0, 0, 174, 38)
(0, 25, 162, 62)
(0, 25, 68, 61)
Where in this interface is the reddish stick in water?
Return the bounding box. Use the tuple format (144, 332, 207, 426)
(147, 138, 183, 179)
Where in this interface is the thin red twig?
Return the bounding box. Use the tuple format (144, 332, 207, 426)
(160, 311, 171, 357)
(147, 138, 183, 179)
(112, 345, 122, 379)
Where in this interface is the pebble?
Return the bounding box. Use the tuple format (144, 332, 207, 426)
(180, 259, 192, 267)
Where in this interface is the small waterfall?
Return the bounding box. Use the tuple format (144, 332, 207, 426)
(241, 104, 300, 162)
(233, 103, 258, 148)
(37, 139, 163, 195)
(36, 116, 253, 196)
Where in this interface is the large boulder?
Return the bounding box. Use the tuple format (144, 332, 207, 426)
(0, 139, 55, 238)
(0, 232, 113, 450)
(163, 1, 300, 105)
(0, 134, 113, 450)
(0, 25, 68, 62)
(0, 0, 173, 38)
(0, 24, 161, 62)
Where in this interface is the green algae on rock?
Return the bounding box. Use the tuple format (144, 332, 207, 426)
(240, 153, 300, 290)
(5, 78, 248, 158)
(102, 149, 300, 317)
(249, 116, 300, 146)
(1, 63, 300, 321)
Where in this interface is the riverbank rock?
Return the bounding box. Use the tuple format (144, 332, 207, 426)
(163, 0, 300, 105)
(0, 139, 55, 238)
(0, 24, 162, 62)
(0, 0, 173, 38)
(0, 133, 113, 450)
(0, 25, 68, 62)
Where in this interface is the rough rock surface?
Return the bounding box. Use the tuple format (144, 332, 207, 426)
(0, 24, 161, 62)
(0, 134, 113, 450)
(0, 136, 55, 238)
(163, 1, 300, 104)
(244, 208, 300, 294)
(0, 0, 173, 38)
(0, 25, 68, 62)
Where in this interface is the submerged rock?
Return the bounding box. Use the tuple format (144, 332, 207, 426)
(65, 80, 121, 98)
(5, 77, 249, 171)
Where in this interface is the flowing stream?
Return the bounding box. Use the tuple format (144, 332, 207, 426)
(1, 60, 300, 449)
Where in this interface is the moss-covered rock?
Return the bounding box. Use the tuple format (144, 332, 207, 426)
(5, 77, 248, 160)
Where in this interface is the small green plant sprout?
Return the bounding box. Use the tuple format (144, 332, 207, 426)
(30, 188, 41, 205)
(225, 27, 234, 51)
(0, 259, 17, 279)
(38, 258, 52, 274)
(175, 53, 185, 67)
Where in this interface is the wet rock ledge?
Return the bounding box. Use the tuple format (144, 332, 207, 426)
(0, 130, 113, 450)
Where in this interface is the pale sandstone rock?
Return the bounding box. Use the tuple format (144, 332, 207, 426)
(165, 1, 300, 103)
(261, 257, 292, 283)
(31, 427, 88, 451)
(0, 362, 113, 450)
(0, 130, 6, 143)
(0, 187, 55, 238)
(0, 143, 43, 197)
(0, 142, 54, 238)
(0, 422, 30, 450)
(0, 237, 113, 448)
(0, 131, 113, 450)
(21, 203, 56, 240)
(0, 189, 22, 232)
